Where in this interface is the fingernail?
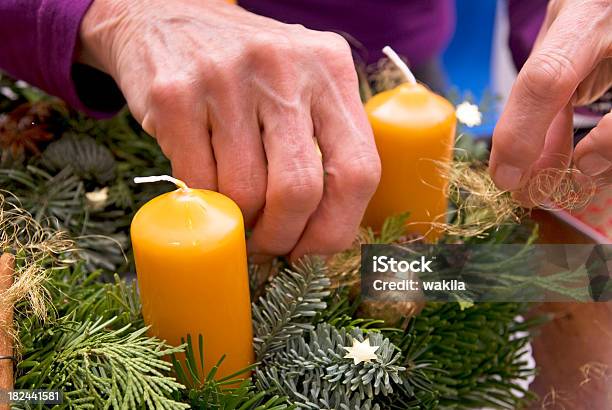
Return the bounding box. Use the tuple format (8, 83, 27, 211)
(493, 164, 524, 190)
(577, 153, 611, 176)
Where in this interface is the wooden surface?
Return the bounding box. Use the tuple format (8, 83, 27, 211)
(528, 211, 612, 410)
(0, 254, 14, 410)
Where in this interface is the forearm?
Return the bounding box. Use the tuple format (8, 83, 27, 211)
(0, 0, 123, 117)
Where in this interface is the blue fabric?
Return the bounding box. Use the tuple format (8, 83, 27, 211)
(442, 0, 498, 136)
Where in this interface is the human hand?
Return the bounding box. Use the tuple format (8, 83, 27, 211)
(489, 0, 611, 205)
(78, 0, 381, 261)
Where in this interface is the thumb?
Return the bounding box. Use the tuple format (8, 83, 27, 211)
(489, 0, 608, 191)
(574, 111, 612, 182)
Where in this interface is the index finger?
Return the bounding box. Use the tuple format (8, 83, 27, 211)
(489, 1, 608, 191)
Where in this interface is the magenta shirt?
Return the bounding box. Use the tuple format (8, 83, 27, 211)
(0, 0, 546, 118)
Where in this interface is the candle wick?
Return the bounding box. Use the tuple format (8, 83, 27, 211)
(382, 46, 417, 85)
(134, 175, 190, 190)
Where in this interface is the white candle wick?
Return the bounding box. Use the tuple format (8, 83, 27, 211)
(382, 46, 417, 85)
(134, 175, 189, 190)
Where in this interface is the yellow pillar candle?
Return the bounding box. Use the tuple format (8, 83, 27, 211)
(130, 175, 253, 379)
(363, 47, 456, 240)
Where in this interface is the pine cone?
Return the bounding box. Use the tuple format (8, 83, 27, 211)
(42, 133, 116, 184)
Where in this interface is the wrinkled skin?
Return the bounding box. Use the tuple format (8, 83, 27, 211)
(78, 0, 381, 262)
(490, 0, 612, 205)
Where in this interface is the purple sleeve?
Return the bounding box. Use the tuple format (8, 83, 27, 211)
(239, 0, 455, 67)
(507, 0, 548, 70)
(0, 0, 123, 118)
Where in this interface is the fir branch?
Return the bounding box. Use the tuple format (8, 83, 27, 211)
(422, 235, 592, 303)
(46, 264, 142, 328)
(315, 286, 359, 327)
(257, 323, 406, 410)
(16, 316, 188, 410)
(314, 287, 386, 331)
(388, 302, 537, 409)
(453, 133, 489, 162)
(1, 164, 129, 271)
(252, 258, 330, 360)
(108, 176, 135, 209)
(75, 233, 128, 272)
(0, 166, 84, 225)
(171, 335, 293, 409)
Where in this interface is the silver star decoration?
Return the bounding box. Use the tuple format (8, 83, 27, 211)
(343, 337, 380, 365)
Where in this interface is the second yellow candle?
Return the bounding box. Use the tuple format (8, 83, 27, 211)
(362, 82, 456, 240)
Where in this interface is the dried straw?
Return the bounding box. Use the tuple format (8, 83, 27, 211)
(427, 161, 601, 238)
(0, 191, 74, 342)
(425, 161, 524, 238)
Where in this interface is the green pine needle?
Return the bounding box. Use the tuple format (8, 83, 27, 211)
(252, 258, 331, 360)
(257, 323, 406, 410)
(171, 334, 293, 410)
(16, 317, 187, 410)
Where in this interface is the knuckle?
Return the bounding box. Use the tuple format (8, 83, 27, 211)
(203, 61, 236, 90)
(248, 31, 294, 63)
(321, 32, 351, 56)
(338, 153, 381, 198)
(319, 33, 355, 71)
(519, 51, 577, 102)
(245, 33, 299, 88)
(271, 164, 323, 213)
(148, 77, 192, 107)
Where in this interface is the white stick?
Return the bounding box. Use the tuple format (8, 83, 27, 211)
(134, 175, 189, 190)
(382, 46, 417, 85)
